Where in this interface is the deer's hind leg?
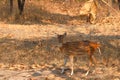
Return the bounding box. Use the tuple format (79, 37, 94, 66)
(89, 47, 97, 66)
(86, 53, 97, 76)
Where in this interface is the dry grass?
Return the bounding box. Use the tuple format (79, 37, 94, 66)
(0, 23, 119, 79)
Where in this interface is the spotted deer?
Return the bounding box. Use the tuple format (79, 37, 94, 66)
(57, 32, 101, 75)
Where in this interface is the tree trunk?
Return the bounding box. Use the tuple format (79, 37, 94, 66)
(17, 0, 25, 15)
(118, 0, 120, 10)
(10, 0, 13, 13)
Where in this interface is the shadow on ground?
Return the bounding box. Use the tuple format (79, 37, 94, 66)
(0, 33, 119, 65)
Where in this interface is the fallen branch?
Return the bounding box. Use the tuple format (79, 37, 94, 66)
(100, 0, 119, 15)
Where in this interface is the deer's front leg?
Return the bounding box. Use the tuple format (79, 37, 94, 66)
(69, 55, 74, 75)
(61, 56, 68, 74)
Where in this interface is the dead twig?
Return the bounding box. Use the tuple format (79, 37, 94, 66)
(100, 0, 119, 15)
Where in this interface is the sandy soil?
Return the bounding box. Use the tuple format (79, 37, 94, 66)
(0, 21, 120, 80)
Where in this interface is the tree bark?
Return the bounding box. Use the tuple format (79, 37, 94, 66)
(118, 0, 120, 10)
(10, 0, 13, 13)
(17, 0, 25, 15)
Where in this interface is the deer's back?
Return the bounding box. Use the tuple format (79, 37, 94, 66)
(60, 40, 100, 55)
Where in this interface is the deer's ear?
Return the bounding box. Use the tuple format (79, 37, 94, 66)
(55, 33, 59, 36)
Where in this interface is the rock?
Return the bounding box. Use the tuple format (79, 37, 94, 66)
(32, 72, 41, 77)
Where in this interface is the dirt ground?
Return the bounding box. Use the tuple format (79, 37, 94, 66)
(0, 0, 120, 80)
